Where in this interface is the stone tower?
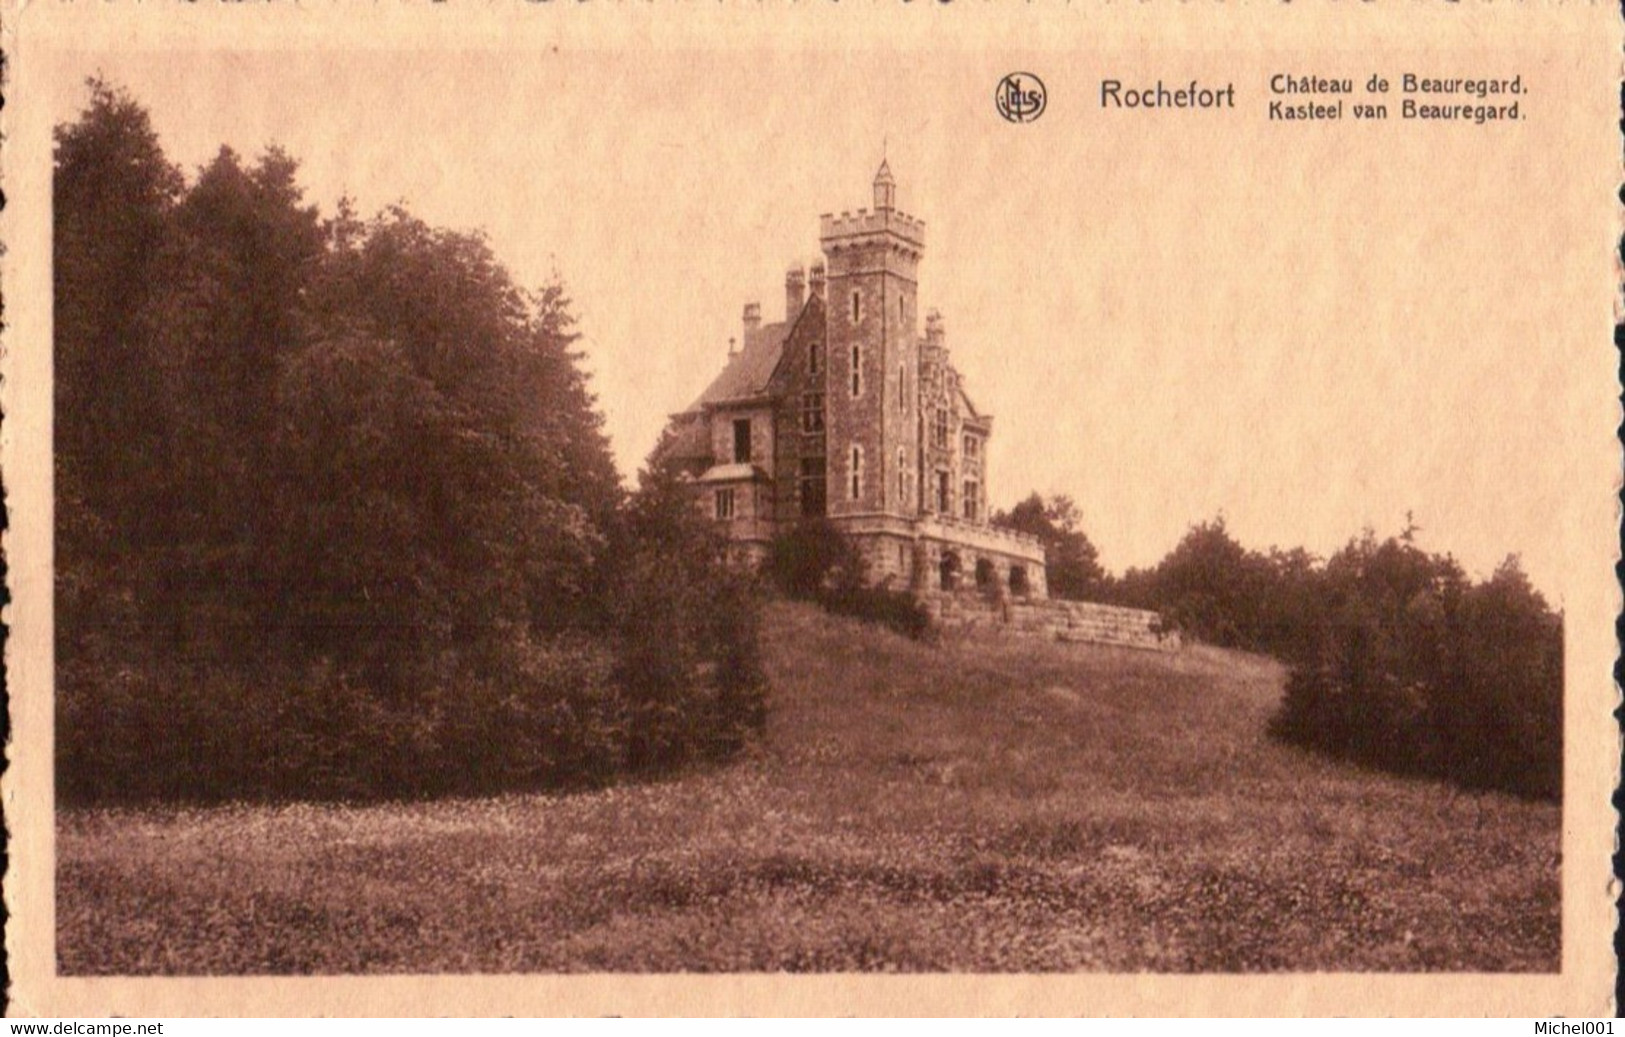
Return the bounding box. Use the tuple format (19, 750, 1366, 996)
(819, 160, 925, 520)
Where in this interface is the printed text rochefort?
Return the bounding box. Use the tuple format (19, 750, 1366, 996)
(1100, 79, 1236, 109)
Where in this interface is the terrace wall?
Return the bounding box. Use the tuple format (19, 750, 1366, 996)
(921, 590, 1181, 652)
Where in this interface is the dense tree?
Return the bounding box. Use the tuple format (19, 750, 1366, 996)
(1450, 558, 1562, 796)
(144, 146, 327, 655)
(1105, 515, 1562, 800)
(612, 456, 767, 769)
(53, 79, 184, 649)
(1142, 517, 1262, 648)
(168, 146, 323, 452)
(1270, 535, 1560, 800)
(991, 493, 1106, 601)
(54, 82, 763, 802)
(273, 210, 622, 683)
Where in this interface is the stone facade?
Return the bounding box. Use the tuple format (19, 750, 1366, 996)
(659, 162, 1046, 596)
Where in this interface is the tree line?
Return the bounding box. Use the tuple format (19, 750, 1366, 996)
(55, 80, 763, 802)
(995, 497, 1562, 800)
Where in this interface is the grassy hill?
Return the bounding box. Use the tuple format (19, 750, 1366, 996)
(57, 601, 1560, 973)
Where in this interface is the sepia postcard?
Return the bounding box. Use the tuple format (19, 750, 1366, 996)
(2, 0, 1620, 1018)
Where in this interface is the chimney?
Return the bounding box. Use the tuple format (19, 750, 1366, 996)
(785, 264, 806, 320)
(742, 302, 762, 342)
(925, 308, 945, 348)
(809, 261, 827, 300)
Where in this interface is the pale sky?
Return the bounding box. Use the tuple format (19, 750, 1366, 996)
(45, 38, 1614, 600)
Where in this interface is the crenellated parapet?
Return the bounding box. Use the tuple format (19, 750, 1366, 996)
(819, 208, 926, 255)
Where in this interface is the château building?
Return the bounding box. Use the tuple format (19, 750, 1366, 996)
(657, 162, 1048, 598)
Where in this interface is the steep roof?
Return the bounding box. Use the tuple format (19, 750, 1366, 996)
(686, 320, 789, 411)
(660, 415, 712, 463)
(959, 384, 984, 422)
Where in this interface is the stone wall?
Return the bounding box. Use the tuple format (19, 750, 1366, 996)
(852, 530, 917, 586)
(921, 590, 1180, 652)
(911, 517, 1047, 599)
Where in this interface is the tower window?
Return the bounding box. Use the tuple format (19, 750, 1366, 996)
(851, 290, 861, 324)
(850, 445, 863, 501)
(851, 345, 862, 397)
(733, 418, 752, 464)
(899, 294, 905, 322)
(897, 447, 908, 503)
(715, 488, 735, 521)
(898, 365, 907, 411)
(809, 342, 822, 376)
(801, 392, 825, 433)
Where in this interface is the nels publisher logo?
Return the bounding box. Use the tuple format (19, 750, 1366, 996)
(995, 72, 1047, 123)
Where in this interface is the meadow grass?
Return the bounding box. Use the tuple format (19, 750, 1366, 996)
(57, 601, 1560, 973)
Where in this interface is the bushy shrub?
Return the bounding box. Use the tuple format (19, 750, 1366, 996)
(56, 606, 766, 804)
(58, 650, 412, 802)
(766, 519, 865, 599)
(766, 520, 933, 641)
(611, 460, 770, 774)
(609, 548, 767, 773)
(815, 585, 934, 641)
(427, 636, 628, 793)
